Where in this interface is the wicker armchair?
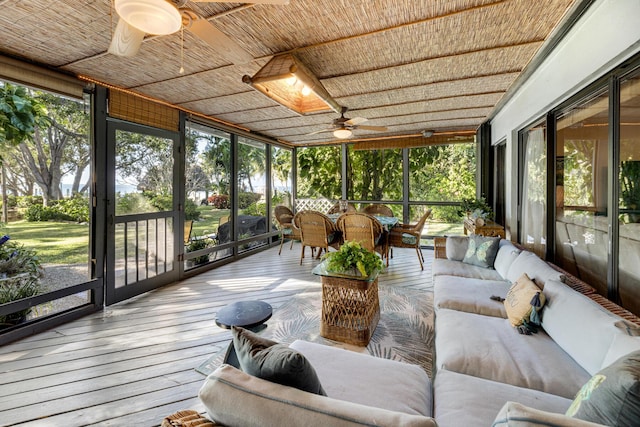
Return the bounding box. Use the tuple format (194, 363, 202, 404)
(389, 209, 432, 270)
(293, 210, 342, 264)
(327, 202, 357, 214)
(361, 204, 394, 217)
(336, 212, 388, 264)
(274, 205, 301, 255)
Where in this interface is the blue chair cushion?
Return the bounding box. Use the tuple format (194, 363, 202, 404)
(402, 233, 417, 245)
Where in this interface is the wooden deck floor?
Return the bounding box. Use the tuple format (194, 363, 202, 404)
(0, 244, 434, 427)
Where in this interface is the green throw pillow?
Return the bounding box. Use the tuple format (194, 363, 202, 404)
(462, 234, 500, 268)
(231, 326, 327, 396)
(566, 349, 640, 426)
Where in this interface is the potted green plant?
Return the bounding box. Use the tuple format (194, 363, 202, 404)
(458, 197, 494, 222)
(186, 235, 214, 266)
(322, 241, 384, 278)
(0, 236, 43, 326)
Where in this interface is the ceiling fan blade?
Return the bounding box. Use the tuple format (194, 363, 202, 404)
(191, 0, 290, 4)
(188, 17, 253, 65)
(108, 19, 145, 57)
(345, 117, 368, 126)
(307, 128, 333, 136)
(356, 125, 388, 132)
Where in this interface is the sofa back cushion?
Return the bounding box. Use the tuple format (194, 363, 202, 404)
(541, 280, 622, 375)
(199, 364, 438, 427)
(505, 250, 564, 288)
(493, 240, 521, 279)
(601, 321, 640, 369)
(446, 236, 469, 261)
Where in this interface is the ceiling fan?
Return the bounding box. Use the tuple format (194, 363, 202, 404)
(108, 0, 289, 65)
(309, 107, 389, 139)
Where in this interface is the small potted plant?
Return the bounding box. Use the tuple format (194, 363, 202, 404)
(0, 236, 43, 326)
(323, 241, 384, 278)
(458, 197, 494, 224)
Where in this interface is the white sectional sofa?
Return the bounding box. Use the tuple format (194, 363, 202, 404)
(196, 236, 640, 426)
(432, 235, 640, 426)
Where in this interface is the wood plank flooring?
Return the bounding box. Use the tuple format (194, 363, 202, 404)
(0, 244, 434, 427)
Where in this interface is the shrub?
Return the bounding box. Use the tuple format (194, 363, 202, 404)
(0, 237, 43, 325)
(243, 202, 266, 216)
(184, 198, 200, 221)
(238, 192, 261, 209)
(24, 204, 53, 222)
(24, 195, 89, 223)
(208, 194, 230, 209)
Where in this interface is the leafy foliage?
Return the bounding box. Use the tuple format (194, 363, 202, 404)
(0, 83, 49, 146)
(24, 195, 89, 222)
(0, 237, 43, 324)
(323, 240, 383, 277)
(208, 194, 230, 209)
(238, 192, 261, 209)
(243, 202, 266, 216)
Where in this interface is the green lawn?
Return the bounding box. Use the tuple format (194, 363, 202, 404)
(3, 220, 90, 265)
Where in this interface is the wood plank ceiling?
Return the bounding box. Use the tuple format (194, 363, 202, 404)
(0, 0, 578, 146)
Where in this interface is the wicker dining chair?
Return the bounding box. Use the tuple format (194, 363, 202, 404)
(388, 209, 432, 270)
(327, 202, 357, 214)
(274, 205, 301, 255)
(361, 204, 394, 217)
(336, 212, 388, 264)
(293, 210, 342, 264)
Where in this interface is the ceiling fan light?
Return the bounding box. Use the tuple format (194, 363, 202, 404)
(333, 128, 352, 139)
(115, 0, 182, 35)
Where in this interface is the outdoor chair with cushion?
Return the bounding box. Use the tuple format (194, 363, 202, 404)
(293, 210, 342, 264)
(361, 204, 394, 217)
(274, 205, 301, 255)
(336, 212, 388, 265)
(389, 209, 432, 270)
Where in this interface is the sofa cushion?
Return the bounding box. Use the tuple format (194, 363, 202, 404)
(232, 326, 326, 395)
(199, 364, 438, 427)
(445, 236, 468, 261)
(541, 280, 623, 376)
(434, 275, 509, 318)
(504, 273, 545, 327)
(434, 370, 572, 427)
(505, 250, 565, 288)
(494, 401, 607, 426)
(493, 241, 521, 279)
(290, 340, 432, 417)
(435, 308, 590, 398)
(566, 350, 640, 427)
(432, 258, 504, 280)
(462, 234, 500, 268)
(601, 321, 640, 368)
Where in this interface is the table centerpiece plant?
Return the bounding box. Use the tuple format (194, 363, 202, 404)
(323, 240, 384, 278)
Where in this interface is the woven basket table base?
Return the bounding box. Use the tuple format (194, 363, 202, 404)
(320, 276, 380, 346)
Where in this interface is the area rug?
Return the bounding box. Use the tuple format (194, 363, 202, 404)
(196, 284, 434, 377)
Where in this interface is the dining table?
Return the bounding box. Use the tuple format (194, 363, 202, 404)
(327, 213, 399, 231)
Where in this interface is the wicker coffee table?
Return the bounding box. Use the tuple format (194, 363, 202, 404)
(312, 262, 380, 346)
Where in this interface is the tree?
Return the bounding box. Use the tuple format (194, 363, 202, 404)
(14, 92, 88, 205)
(0, 83, 49, 219)
(297, 146, 341, 199)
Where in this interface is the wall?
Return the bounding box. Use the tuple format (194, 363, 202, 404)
(489, 0, 640, 239)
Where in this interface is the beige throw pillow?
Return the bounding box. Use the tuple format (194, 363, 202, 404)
(504, 273, 545, 327)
